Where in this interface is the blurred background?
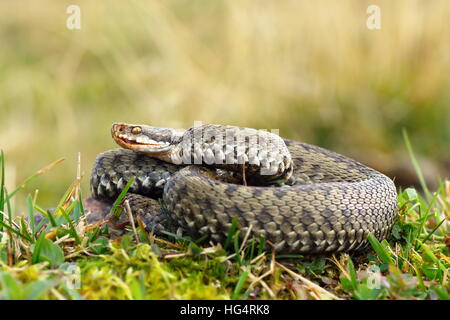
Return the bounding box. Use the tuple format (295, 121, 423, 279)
(0, 0, 449, 214)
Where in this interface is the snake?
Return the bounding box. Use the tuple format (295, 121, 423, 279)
(90, 123, 398, 254)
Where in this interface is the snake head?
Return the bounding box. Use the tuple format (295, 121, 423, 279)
(111, 123, 182, 155)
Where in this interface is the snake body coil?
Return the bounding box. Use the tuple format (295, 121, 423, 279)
(91, 124, 398, 253)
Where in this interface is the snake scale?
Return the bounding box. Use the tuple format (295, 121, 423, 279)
(90, 123, 398, 254)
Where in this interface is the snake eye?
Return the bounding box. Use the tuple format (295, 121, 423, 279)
(131, 126, 142, 135)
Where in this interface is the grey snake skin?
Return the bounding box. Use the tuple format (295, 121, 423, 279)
(90, 124, 398, 254)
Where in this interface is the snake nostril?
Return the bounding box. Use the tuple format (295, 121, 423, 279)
(112, 124, 125, 135)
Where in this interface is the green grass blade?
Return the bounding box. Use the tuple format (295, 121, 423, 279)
(224, 217, 238, 251)
(231, 270, 248, 300)
(402, 129, 431, 199)
(34, 204, 57, 228)
(414, 186, 442, 250)
(257, 235, 266, 256)
(248, 238, 255, 260)
(6, 158, 64, 201)
(421, 218, 446, 245)
(31, 232, 46, 264)
(347, 258, 358, 290)
(3, 187, 13, 233)
(433, 286, 450, 300)
(0, 272, 22, 300)
(0, 215, 33, 242)
(368, 233, 393, 265)
(233, 230, 241, 263)
(0, 151, 5, 231)
(111, 177, 135, 217)
(23, 280, 54, 300)
(27, 195, 36, 236)
(20, 217, 34, 243)
(59, 204, 82, 244)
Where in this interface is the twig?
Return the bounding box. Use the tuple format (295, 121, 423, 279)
(124, 200, 139, 243)
(239, 224, 253, 253)
(7, 235, 13, 266)
(51, 288, 67, 300)
(248, 266, 273, 289)
(152, 236, 184, 249)
(242, 163, 247, 186)
(163, 253, 188, 259)
(249, 252, 266, 265)
(247, 269, 275, 298)
(331, 254, 350, 279)
(276, 262, 341, 300)
(164, 245, 222, 259)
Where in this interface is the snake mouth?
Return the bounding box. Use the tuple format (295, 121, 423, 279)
(120, 137, 157, 146)
(114, 135, 172, 150)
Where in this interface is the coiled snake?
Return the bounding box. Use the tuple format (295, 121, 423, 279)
(90, 123, 398, 254)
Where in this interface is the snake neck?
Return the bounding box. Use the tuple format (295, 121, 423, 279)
(112, 123, 294, 182)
